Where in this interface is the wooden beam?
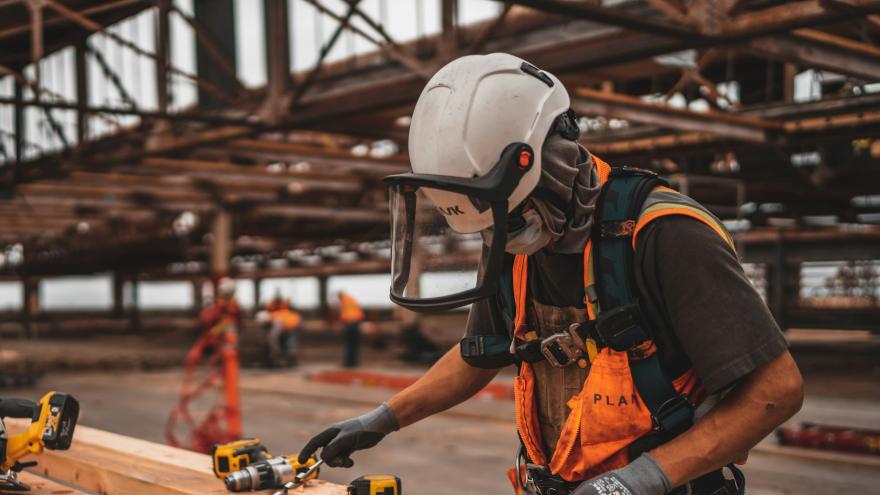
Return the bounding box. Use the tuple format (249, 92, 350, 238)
(5, 422, 346, 495)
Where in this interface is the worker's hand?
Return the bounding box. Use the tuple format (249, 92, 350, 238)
(573, 454, 671, 495)
(298, 402, 399, 468)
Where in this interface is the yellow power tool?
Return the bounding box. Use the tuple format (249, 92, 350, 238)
(211, 438, 270, 478)
(348, 475, 401, 495)
(0, 391, 79, 493)
(212, 439, 319, 492)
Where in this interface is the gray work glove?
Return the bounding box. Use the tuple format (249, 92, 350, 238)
(573, 454, 672, 495)
(297, 402, 399, 468)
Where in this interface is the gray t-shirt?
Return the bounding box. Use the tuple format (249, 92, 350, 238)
(465, 215, 788, 394)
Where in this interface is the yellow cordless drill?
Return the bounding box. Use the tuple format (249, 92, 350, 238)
(212, 439, 319, 492)
(0, 391, 79, 493)
(211, 438, 270, 478)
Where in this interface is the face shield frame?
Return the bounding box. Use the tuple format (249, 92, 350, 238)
(383, 142, 535, 312)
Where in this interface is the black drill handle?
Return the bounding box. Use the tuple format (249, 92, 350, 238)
(0, 398, 38, 420)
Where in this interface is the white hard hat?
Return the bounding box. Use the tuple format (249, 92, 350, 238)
(217, 277, 236, 298)
(408, 53, 572, 233)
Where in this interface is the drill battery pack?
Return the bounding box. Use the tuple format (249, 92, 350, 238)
(347, 475, 401, 495)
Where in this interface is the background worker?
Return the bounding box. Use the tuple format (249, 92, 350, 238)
(198, 277, 241, 339)
(299, 54, 804, 494)
(260, 294, 303, 367)
(337, 291, 365, 368)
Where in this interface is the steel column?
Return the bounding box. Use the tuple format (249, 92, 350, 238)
(193, 0, 237, 107)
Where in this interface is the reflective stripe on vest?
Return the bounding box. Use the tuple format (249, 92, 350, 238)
(513, 156, 729, 481)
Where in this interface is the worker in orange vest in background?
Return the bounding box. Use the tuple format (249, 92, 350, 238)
(337, 291, 365, 368)
(199, 277, 241, 339)
(261, 294, 303, 367)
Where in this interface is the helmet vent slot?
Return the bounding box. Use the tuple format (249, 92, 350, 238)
(520, 62, 554, 88)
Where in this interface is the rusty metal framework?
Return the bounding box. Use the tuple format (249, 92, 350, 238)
(0, 0, 878, 329)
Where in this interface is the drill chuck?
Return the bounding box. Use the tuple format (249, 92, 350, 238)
(223, 457, 294, 492)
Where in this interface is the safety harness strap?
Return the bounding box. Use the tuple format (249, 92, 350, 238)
(592, 167, 694, 436)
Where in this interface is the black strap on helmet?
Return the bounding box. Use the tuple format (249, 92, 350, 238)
(553, 108, 580, 141)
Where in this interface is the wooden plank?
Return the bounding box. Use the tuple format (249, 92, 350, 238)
(6, 421, 346, 495)
(14, 471, 89, 495)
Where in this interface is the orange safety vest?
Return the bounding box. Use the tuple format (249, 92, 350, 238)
(271, 308, 303, 331)
(339, 294, 365, 323)
(512, 157, 735, 482)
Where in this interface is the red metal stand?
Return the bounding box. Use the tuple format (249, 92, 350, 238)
(166, 320, 242, 453)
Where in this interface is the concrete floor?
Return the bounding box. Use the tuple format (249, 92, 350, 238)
(6, 362, 880, 495)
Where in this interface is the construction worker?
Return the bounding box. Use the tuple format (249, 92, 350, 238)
(337, 291, 365, 368)
(299, 54, 804, 494)
(261, 295, 303, 367)
(199, 277, 241, 338)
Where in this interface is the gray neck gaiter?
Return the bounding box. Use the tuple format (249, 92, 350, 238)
(531, 134, 601, 254)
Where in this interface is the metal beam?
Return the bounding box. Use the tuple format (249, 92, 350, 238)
(749, 29, 880, 81)
(0, 97, 265, 127)
(438, 0, 459, 62)
(193, 0, 238, 107)
(248, 205, 387, 224)
(171, 4, 244, 94)
(155, 0, 170, 114)
(263, 0, 291, 120)
(13, 80, 23, 162)
(491, 0, 696, 39)
(75, 39, 87, 144)
(299, 0, 433, 79)
(572, 87, 778, 142)
(289, 0, 362, 106)
(726, 0, 880, 38)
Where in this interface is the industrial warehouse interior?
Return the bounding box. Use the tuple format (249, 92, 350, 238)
(0, 0, 878, 494)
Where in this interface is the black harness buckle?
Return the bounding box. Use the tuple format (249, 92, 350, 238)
(595, 303, 648, 352)
(653, 395, 694, 433)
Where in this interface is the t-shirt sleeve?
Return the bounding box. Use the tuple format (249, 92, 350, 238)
(637, 216, 789, 393)
(464, 294, 509, 340)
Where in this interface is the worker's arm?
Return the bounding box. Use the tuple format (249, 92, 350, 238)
(298, 345, 501, 466)
(651, 350, 803, 486)
(388, 345, 502, 427)
(574, 351, 803, 495)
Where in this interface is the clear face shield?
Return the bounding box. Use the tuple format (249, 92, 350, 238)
(384, 143, 534, 312)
